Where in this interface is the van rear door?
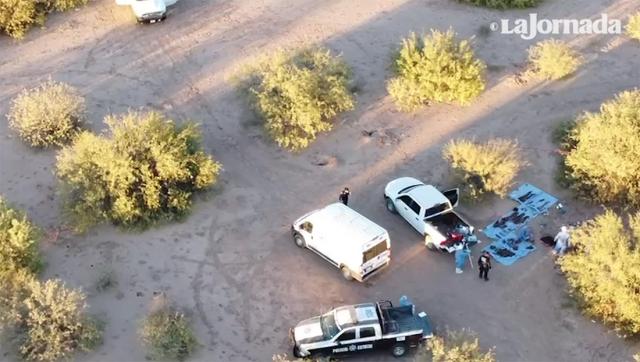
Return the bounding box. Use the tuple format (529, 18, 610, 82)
(360, 235, 390, 276)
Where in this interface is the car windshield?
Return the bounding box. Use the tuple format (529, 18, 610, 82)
(320, 312, 340, 339)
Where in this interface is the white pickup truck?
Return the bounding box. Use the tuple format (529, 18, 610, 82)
(292, 203, 391, 282)
(384, 177, 477, 252)
(291, 299, 433, 358)
(115, 0, 177, 23)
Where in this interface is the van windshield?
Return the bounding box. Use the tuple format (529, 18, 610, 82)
(363, 240, 388, 263)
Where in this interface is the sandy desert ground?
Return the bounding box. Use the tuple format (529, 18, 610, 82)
(1, 0, 640, 361)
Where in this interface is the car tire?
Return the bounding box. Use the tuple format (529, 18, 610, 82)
(385, 197, 397, 214)
(293, 233, 306, 248)
(340, 266, 353, 281)
(391, 343, 407, 357)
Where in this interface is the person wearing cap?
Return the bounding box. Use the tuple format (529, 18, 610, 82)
(339, 187, 350, 206)
(553, 226, 570, 256)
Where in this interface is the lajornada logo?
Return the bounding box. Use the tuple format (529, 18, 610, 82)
(491, 13, 622, 40)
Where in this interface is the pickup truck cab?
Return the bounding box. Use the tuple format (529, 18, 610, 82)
(384, 177, 476, 253)
(291, 300, 432, 358)
(292, 203, 390, 282)
(115, 0, 177, 23)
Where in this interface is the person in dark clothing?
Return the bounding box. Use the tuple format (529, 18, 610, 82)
(339, 187, 350, 205)
(478, 251, 492, 281)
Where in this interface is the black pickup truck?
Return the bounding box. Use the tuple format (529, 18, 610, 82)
(291, 299, 433, 358)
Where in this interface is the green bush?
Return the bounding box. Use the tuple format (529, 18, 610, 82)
(0, 197, 41, 274)
(387, 30, 486, 111)
(458, 0, 540, 8)
(8, 80, 86, 147)
(0, 270, 101, 361)
(0, 0, 43, 39)
(559, 211, 640, 336)
(56, 111, 221, 231)
(416, 330, 495, 362)
(627, 12, 640, 40)
(562, 90, 640, 207)
(528, 39, 582, 80)
(243, 47, 355, 151)
(0, 0, 86, 39)
(443, 139, 524, 199)
(140, 300, 198, 361)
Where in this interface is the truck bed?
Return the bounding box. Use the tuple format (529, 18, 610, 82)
(426, 211, 469, 237)
(379, 305, 424, 335)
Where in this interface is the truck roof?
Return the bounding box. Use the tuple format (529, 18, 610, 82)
(404, 184, 450, 210)
(303, 203, 388, 249)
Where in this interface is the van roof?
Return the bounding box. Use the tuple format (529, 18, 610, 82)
(305, 203, 388, 247)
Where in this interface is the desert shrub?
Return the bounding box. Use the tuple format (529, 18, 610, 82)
(627, 12, 640, 40)
(8, 80, 86, 147)
(0, 269, 32, 331)
(562, 90, 640, 207)
(528, 39, 582, 80)
(0, 271, 101, 361)
(443, 139, 524, 199)
(458, 0, 540, 9)
(243, 47, 355, 151)
(56, 111, 221, 231)
(416, 330, 495, 362)
(559, 211, 640, 336)
(0, 0, 43, 39)
(0, 197, 41, 274)
(0, 0, 87, 39)
(140, 298, 198, 361)
(387, 30, 486, 111)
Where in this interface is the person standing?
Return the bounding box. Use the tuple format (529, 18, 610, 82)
(553, 226, 570, 256)
(339, 187, 350, 206)
(478, 251, 492, 281)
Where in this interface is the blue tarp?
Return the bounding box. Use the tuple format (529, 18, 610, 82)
(483, 184, 558, 265)
(509, 183, 558, 214)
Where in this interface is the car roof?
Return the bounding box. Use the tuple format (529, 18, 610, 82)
(404, 184, 450, 209)
(334, 303, 379, 329)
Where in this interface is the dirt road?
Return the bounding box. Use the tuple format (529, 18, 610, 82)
(1, 0, 639, 361)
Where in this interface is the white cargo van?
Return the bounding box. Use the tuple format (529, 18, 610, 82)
(115, 0, 178, 23)
(291, 203, 391, 282)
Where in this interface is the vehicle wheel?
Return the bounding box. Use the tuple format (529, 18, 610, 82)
(293, 233, 306, 248)
(292, 346, 301, 358)
(391, 343, 407, 357)
(425, 235, 437, 251)
(385, 197, 397, 214)
(340, 266, 353, 281)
